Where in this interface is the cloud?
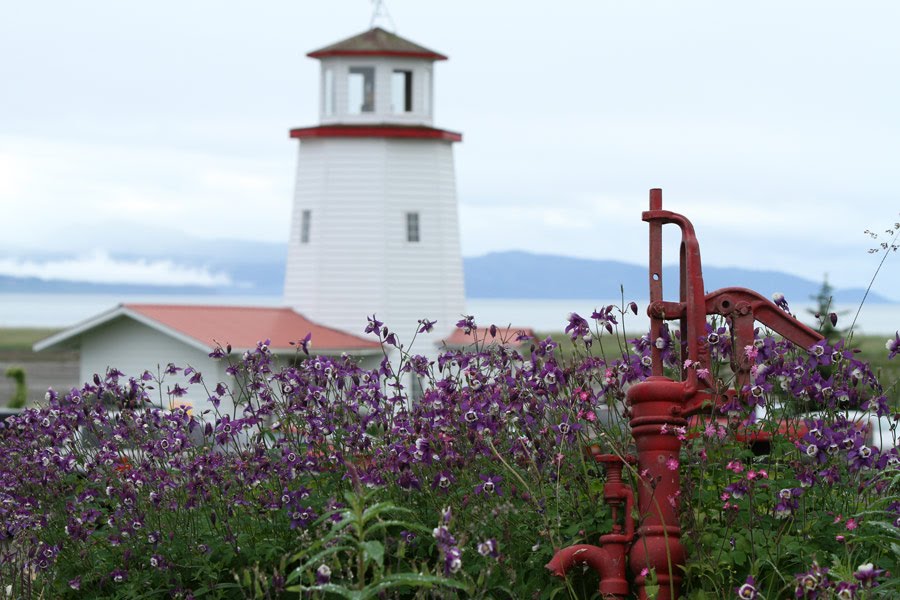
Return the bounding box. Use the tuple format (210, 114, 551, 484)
(0, 251, 232, 287)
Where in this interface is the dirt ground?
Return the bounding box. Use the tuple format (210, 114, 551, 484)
(0, 351, 80, 407)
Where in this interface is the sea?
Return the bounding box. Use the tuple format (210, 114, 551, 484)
(1, 293, 898, 337)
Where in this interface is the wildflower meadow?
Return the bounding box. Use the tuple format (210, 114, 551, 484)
(1, 294, 898, 599)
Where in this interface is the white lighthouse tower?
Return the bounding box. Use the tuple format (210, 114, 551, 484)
(283, 27, 465, 360)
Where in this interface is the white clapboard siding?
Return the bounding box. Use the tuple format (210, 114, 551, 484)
(78, 317, 225, 415)
(284, 135, 465, 353)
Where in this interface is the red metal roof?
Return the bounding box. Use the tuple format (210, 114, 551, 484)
(290, 124, 462, 143)
(307, 27, 447, 61)
(442, 326, 535, 348)
(124, 304, 381, 353)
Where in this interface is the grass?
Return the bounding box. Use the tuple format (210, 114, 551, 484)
(0, 328, 61, 352)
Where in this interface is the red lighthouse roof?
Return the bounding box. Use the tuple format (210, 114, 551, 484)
(307, 27, 447, 61)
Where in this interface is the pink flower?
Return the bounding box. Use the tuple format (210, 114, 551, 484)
(666, 457, 679, 471)
(697, 368, 710, 379)
(846, 518, 858, 531)
(744, 345, 759, 361)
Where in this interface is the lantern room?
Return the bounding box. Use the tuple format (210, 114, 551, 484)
(307, 27, 446, 127)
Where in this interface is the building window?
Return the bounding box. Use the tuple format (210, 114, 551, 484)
(348, 66, 375, 114)
(392, 70, 413, 113)
(300, 209, 311, 243)
(406, 212, 420, 242)
(323, 68, 335, 116)
(410, 374, 425, 402)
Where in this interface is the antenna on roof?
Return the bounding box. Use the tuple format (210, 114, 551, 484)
(369, 0, 396, 31)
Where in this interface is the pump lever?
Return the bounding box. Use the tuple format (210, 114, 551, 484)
(704, 287, 823, 350)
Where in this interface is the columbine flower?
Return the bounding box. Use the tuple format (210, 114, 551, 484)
(475, 474, 503, 496)
(477, 539, 499, 558)
(795, 562, 830, 597)
(316, 564, 332, 584)
(737, 575, 758, 599)
(110, 569, 128, 583)
(417, 318, 436, 334)
(853, 562, 885, 587)
(887, 332, 900, 360)
(455, 315, 476, 334)
(565, 313, 590, 340)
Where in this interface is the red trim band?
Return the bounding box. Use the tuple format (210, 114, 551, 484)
(290, 125, 462, 142)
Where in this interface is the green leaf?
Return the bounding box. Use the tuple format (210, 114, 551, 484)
(365, 520, 432, 536)
(288, 544, 355, 583)
(360, 573, 472, 599)
(286, 582, 360, 599)
(361, 540, 385, 567)
(361, 501, 413, 524)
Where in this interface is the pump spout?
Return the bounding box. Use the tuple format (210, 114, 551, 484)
(546, 544, 629, 599)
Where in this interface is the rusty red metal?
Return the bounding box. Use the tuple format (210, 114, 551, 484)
(547, 189, 824, 599)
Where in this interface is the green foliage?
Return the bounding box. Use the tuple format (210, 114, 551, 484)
(5, 365, 27, 408)
(279, 489, 471, 599)
(807, 275, 846, 342)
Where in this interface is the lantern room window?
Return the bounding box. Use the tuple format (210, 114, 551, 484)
(392, 70, 413, 113)
(348, 67, 375, 114)
(323, 68, 335, 116)
(406, 212, 420, 242)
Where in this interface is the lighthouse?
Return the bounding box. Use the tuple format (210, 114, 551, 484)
(283, 27, 466, 359)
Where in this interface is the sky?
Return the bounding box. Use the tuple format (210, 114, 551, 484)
(1, 1, 899, 300)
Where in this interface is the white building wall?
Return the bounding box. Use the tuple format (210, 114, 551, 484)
(78, 318, 227, 417)
(283, 136, 465, 356)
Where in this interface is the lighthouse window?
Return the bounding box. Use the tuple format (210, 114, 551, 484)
(392, 70, 413, 113)
(406, 212, 420, 243)
(300, 210, 311, 244)
(348, 67, 375, 114)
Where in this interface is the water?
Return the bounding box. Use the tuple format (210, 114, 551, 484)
(1, 293, 897, 336)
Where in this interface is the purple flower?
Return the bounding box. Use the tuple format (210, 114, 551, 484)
(853, 562, 885, 588)
(300, 332, 312, 355)
(475, 474, 503, 496)
(109, 569, 128, 583)
(565, 312, 590, 340)
(737, 575, 758, 599)
(316, 564, 332, 584)
(477, 538, 499, 558)
(795, 562, 831, 598)
(167, 383, 188, 398)
(364, 314, 384, 335)
(431, 470, 456, 492)
(455, 315, 476, 334)
(887, 332, 900, 360)
(417, 318, 436, 334)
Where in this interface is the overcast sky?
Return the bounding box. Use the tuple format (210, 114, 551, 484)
(1, 1, 898, 300)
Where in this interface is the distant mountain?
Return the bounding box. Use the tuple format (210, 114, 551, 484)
(0, 245, 892, 306)
(463, 251, 893, 305)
